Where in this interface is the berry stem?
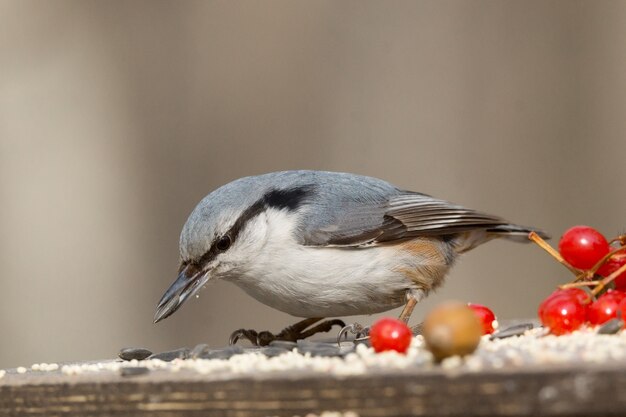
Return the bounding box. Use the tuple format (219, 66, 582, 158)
(591, 262, 626, 296)
(609, 234, 626, 246)
(588, 245, 626, 275)
(528, 232, 581, 275)
(559, 281, 602, 289)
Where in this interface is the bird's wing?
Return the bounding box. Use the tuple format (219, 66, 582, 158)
(300, 191, 511, 247)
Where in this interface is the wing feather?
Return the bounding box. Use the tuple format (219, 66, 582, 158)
(303, 191, 518, 246)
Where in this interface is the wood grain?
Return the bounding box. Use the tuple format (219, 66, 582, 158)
(1, 362, 625, 417)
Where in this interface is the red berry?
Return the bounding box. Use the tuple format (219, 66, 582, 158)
(467, 303, 497, 335)
(558, 226, 610, 269)
(598, 252, 626, 290)
(538, 288, 589, 321)
(369, 317, 413, 354)
(538, 289, 588, 335)
(588, 290, 626, 325)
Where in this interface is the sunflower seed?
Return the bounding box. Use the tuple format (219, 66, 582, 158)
(491, 323, 534, 340)
(190, 344, 210, 359)
(200, 346, 246, 360)
(296, 340, 343, 357)
(148, 348, 190, 361)
(597, 318, 624, 335)
(118, 347, 153, 361)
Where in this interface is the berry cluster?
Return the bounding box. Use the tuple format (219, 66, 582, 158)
(531, 226, 626, 335)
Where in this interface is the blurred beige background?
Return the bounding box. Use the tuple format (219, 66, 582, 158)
(1, 0, 625, 369)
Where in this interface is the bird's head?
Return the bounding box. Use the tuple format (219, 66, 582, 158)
(153, 173, 314, 323)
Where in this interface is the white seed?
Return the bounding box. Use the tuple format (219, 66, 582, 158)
(23, 325, 626, 378)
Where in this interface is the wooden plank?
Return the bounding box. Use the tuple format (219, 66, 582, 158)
(1, 363, 625, 417)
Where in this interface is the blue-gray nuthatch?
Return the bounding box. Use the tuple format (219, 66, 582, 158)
(155, 170, 548, 345)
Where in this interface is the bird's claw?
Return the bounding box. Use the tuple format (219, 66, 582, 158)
(229, 328, 258, 345)
(337, 323, 370, 345)
(230, 318, 346, 347)
(354, 327, 371, 342)
(229, 329, 278, 346)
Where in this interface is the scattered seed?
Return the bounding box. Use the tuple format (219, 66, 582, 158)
(119, 347, 153, 361)
(16, 367, 27, 374)
(31, 362, 59, 372)
(200, 346, 245, 360)
(597, 318, 624, 335)
(491, 323, 535, 340)
(24, 324, 624, 379)
(148, 348, 190, 362)
(190, 344, 210, 359)
(297, 340, 343, 357)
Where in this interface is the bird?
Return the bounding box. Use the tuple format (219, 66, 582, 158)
(154, 170, 548, 345)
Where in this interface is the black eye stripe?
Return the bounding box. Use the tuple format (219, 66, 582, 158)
(192, 185, 315, 267)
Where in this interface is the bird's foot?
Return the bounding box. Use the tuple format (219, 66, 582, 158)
(229, 317, 346, 347)
(337, 323, 370, 344)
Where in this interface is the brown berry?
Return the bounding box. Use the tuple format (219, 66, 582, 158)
(422, 301, 482, 362)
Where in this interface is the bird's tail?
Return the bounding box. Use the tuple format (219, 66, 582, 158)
(453, 223, 550, 254)
(486, 224, 551, 243)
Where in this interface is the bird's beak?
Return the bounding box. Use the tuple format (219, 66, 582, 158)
(154, 264, 209, 323)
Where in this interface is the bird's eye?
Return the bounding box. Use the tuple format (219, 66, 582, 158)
(216, 235, 231, 251)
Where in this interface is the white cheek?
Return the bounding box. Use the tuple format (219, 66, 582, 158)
(215, 211, 279, 276)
